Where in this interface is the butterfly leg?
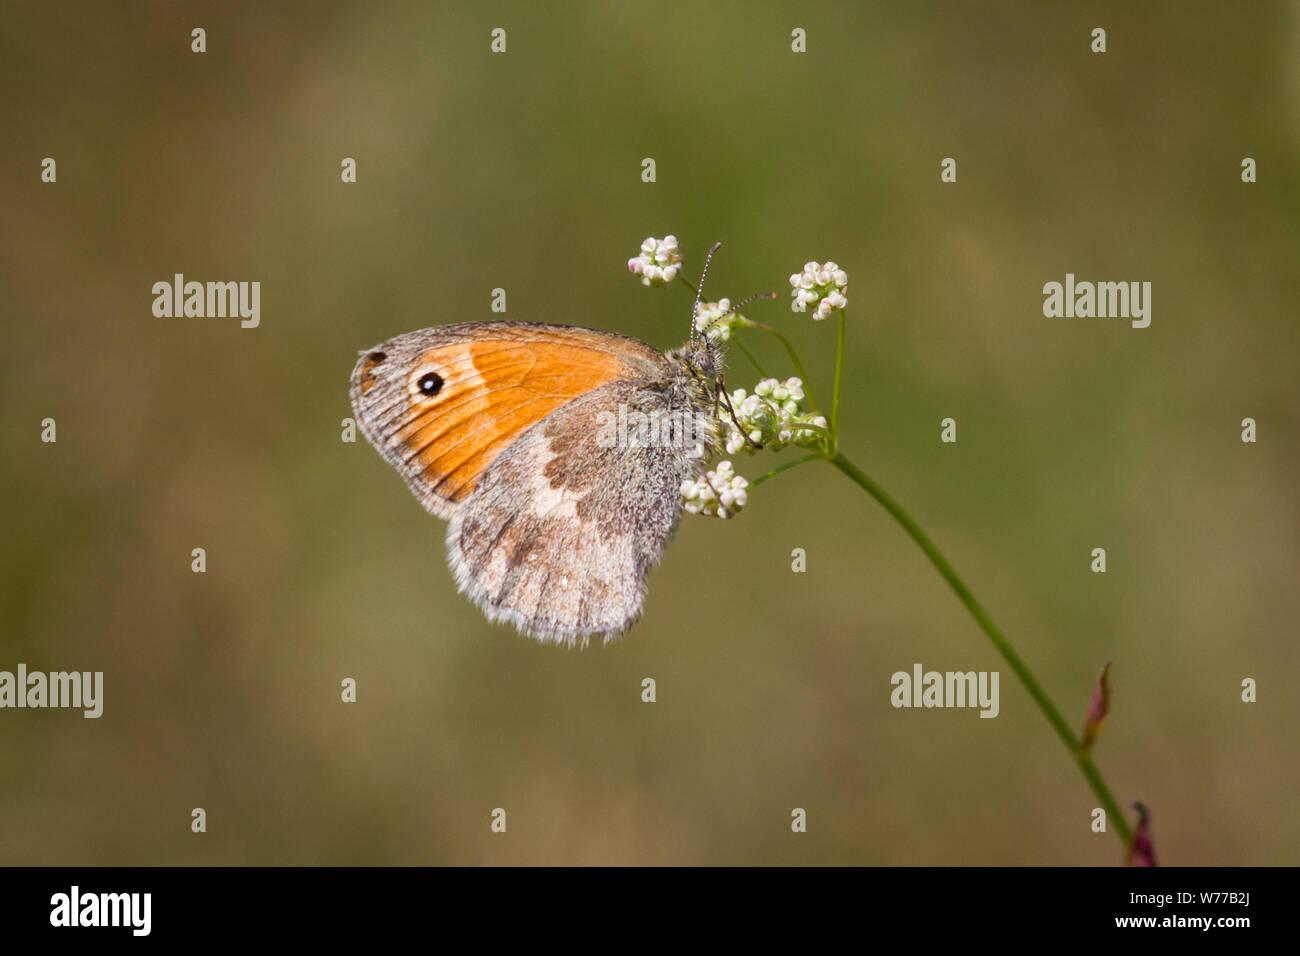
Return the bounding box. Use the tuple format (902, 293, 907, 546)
(700, 467, 733, 520)
(715, 377, 765, 451)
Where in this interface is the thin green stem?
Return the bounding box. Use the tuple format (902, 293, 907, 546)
(732, 338, 768, 378)
(748, 452, 822, 488)
(678, 258, 1129, 851)
(831, 310, 845, 451)
(743, 321, 818, 412)
(827, 452, 1134, 850)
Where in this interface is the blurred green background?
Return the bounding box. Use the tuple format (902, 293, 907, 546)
(2, 1, 1296, 865)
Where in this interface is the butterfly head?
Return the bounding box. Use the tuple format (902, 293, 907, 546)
(682, 242, 777, 383)
(677, 335, 724, 380)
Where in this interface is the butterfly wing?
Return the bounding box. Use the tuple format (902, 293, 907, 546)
(447, 378, 710, 645)
(350, 322, 671, 519)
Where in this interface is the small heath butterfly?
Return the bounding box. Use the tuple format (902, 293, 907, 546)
(351, 249, 754, 646)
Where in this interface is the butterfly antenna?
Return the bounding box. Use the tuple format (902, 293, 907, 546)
(721, 290, 778, 317)
(690, 241, 723, 343)
(695, 289, 780, 338)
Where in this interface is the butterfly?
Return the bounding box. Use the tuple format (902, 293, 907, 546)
(350, 252, 760, 646)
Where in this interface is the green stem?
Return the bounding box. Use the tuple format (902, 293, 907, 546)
(827, 452, 1134, 850)
(748, 452, 822, 488)
(745, 321, 818, 412)
(732, 338, 768, 378)
(831, 310, 845, 451)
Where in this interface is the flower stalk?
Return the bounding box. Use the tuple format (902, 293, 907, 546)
(826, 451, 1134, 848)
(631, 236, 1140, 855)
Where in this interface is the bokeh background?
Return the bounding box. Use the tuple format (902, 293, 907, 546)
(2, 1, 1296, 865)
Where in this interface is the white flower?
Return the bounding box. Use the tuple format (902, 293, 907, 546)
(628, 235, 683, 287)
(790, 259, 849, 320)
(719, 377, 827, 454)
(682, 460, 750, 518)
(693, 298, 750, 341)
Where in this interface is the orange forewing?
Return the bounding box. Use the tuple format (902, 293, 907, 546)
(396, 338, 638, 503)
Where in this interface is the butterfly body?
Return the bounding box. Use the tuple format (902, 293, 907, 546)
(351, 321, 722, 646)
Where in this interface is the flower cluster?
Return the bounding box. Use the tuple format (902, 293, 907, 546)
(721, 377, 828, 455)
(681, 460, 749, 518)
(627, 237, 849, 520)
(790, 260, 848, 320)
(693, 298, 749, 342)
(627, 235, 683, 286)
